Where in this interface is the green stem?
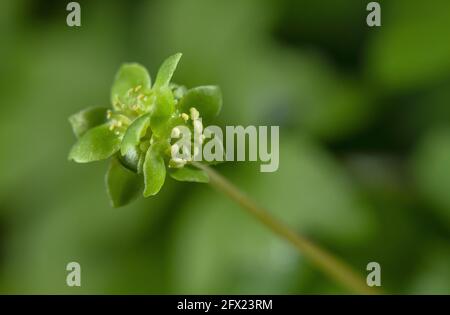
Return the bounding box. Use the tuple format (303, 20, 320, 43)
(192, 162, 381, 295)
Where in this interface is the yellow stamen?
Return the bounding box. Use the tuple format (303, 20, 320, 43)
(181, 113, 189, 122)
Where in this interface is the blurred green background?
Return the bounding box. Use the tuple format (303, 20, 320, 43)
(0, 0, 449, 294)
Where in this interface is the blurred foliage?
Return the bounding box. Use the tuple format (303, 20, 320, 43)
(0, 0, 449, 294)
(367, 0, 450, 91)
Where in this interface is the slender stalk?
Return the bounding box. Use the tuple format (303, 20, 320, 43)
(192, 162, 381, 295)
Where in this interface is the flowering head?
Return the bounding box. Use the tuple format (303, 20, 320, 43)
(68, 53, 222, 207)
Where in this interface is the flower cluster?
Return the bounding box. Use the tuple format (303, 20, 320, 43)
(68, 53, 222, 207)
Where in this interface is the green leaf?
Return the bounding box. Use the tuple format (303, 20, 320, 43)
(69, 107, 108, 138)
(68, 124, 121, 163)
(143, 146, 166, 197)
(150, 87, 175, 134)
(106, 158, 143, 208)
(169, 166, 209, 183)
(178, 86, 222, 121)
(153, 53, 182, 89)
(111, 63, 151, 109)
(120, 114, 151, 156)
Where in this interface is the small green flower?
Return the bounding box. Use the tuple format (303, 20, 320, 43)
(68, 53, 222, 207)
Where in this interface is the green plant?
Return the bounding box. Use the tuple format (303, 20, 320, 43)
(68, 53, 378, 294)
(69, 53, 221, 206)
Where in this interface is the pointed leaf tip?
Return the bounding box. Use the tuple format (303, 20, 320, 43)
(153, 53, 183, 89)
